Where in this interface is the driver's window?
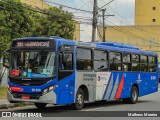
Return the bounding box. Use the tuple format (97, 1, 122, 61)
(59, 52, 73, 71)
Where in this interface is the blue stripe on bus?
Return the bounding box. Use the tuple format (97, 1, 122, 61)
(102, 73, 112, 100)
(108, 74, 118, 100)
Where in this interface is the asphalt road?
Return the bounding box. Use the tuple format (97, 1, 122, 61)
(0, 88, 160, 119)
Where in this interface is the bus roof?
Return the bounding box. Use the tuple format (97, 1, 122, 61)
(13, 36, 158, 56)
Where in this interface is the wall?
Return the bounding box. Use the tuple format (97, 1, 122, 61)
(135, 0, 160, 25)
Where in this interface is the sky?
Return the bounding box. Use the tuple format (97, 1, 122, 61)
(45, 0, 135, 42)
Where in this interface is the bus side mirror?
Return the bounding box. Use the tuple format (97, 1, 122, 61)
(3, 49, 10, 69)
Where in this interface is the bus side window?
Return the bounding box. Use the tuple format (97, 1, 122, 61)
(76, 48, 92, 71)
(59, 52, 73, 71)
(140, 55, 148, 72)
(123, 53, 131, 72)
(132, 54, 140, 71)
(109, 52, 122, 71)
(94, 50, 108, 72)
(148, 56, 157, 72)
(58, 45, 74, 81)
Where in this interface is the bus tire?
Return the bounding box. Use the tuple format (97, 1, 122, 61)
(122, 86, 138, 104)
(34, 103, 47, 109)
(72, 88, 84, 110)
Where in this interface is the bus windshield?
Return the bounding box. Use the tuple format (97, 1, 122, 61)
(10, 50, 55, 78)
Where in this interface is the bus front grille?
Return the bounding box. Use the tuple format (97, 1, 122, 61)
(12, 92, 42, 100)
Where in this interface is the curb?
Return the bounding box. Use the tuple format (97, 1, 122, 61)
(0, 102, 34, 109)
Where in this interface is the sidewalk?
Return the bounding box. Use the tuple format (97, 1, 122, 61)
(0, 99, 33, 109)
(0, 99, 15, 109)
(0, 99, 9, 104)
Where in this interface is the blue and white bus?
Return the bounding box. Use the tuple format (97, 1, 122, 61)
(3, 36, 159, 110)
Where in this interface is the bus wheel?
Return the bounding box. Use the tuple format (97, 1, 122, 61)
(72, 89, 84, 110)
(34, 103, 47, 109)
(122, 86, 138, 104)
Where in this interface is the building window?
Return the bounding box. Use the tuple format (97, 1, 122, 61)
(152, 19, 156, 22)
(142, 39, 146, 45)
(153, 6, 156, 10)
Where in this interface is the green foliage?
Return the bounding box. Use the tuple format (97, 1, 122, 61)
(0, 0, 75, 57)
(0, 0, 34, 57)
(0, 86, 7, 99)
(32, 7, 75, 39)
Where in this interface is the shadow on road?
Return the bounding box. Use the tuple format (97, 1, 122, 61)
(10, 100, 151, 113)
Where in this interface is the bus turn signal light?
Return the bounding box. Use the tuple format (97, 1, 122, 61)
(11, 87, 24, 92)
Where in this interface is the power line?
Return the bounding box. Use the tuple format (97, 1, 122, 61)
(97, 27, 103, 40)
(107, 5, 160, 38)
(100, 0, 160, 38)
(98, 1, 160, 45)
(98, 0, 114, 10)
(99, 20, 160, 46)
(43, 0, 93, 13)
(97, 25, 160, 48)
(72, 0, 91, 14)
(0, 0, 93, 25)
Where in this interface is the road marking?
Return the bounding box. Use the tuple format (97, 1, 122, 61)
(83, 107, 105, 111)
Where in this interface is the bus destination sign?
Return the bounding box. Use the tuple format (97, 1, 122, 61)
(16, 41, 50, 47)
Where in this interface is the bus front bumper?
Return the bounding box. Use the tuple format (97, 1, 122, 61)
(7, 90, 57, 104)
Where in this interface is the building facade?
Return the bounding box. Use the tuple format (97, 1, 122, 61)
(98, 0, 160, 61)
(135, 0, 160, 25)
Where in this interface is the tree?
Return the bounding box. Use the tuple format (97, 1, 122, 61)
(0, 0, 35, 57)
(0, 0, 75, 58)
(32, 7, 75, 39)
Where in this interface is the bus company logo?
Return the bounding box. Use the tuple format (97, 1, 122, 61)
(98, 76, 101, 82)
(137, 74, 142, 83)
(138, 74, 141, 80)
(2, 112, 11, 117)
(20, 88, 24, 92)
(82, 73, 96, 81)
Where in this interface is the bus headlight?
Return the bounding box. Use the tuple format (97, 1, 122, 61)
(42, 85, 55, 95)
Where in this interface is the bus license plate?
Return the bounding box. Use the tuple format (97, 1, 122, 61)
(22, 95, 30, 99)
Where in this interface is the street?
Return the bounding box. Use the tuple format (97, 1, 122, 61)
(1, 88, 160, 115)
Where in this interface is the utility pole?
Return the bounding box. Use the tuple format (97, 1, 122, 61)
(92, 0, 98, 42)
(102, 9, 106, 42)
(97, 0, 114, 42)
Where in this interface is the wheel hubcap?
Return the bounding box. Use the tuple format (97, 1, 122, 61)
(77, 94, 83, 105)
(132, 90, 137, 101)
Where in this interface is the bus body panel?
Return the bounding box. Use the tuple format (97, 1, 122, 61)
(6, 37, 159, 106)
(55, 40, 76, 105)
(55, 74, 75, 104)
(75, 72, 158, 102)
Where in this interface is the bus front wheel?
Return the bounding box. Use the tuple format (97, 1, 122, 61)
(72, 88, 84, 110)
(122, 86, 138, 104)
(34, 103, 47, 109)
